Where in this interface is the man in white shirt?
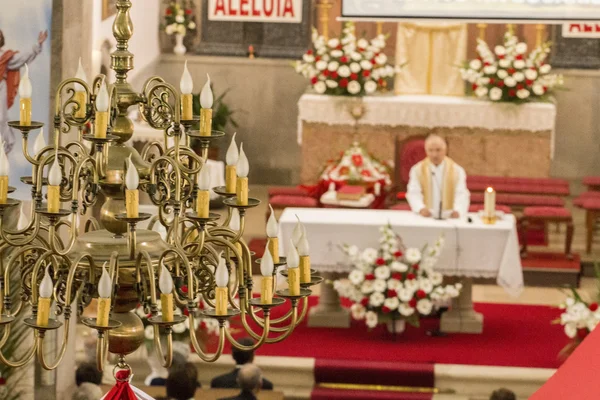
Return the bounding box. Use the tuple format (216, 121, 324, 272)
(406, 134, 470, 219)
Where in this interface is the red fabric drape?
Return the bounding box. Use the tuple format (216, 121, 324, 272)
(103, 370, 138, 400)
(0, 50, 20, 109)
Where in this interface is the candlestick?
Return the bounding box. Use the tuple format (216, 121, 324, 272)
(484, 187, 496, 222)
(286, 239, 300, 296)
(298, 232, 311, 283)
(180, 60, 193, 120)
(229, 208, 243, 256)
(125, 155, 139, 218)
(96, 262, 112, 327)
(37, 266, 54, 327)
(199, 74, 213, 137)
(260, 245, 274, 304)
(197, 163, 211, 218)
(74, 58, 88, 119)
(225, 133, 238, 193)
(215, 252, 229, 315)
(291, 215, 306, 248)
(95, 78, 109, 138)
(0, 143, 8, 205)
(236, 143, 249, 205)
(19, 64, 32, 126)
(48, 151, 62, 213)
(159, 262, 174, 322)
(266, 204, 279, 263)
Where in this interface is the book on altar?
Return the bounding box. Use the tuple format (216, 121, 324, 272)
(336, 185, 366, 201)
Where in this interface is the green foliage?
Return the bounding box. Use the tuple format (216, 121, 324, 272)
(192, 86, 239, 133)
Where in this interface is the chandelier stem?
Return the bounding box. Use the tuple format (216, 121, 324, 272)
(227, 309, 271, 350)
(151, 327, 173, 368)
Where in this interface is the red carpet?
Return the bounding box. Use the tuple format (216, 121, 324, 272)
(225, 297, 565, 370)
(311, 388, 432, 400)
(522, 252, 581, 272)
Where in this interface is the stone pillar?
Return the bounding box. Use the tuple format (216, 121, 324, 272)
(307, 271, 350, 328)
(440, 278, 484, 334)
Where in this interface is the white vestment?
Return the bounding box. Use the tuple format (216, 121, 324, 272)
(406, 159, 470, 218)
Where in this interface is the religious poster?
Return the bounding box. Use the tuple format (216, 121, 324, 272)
(208, 0, 303, 23)
(562, 23, 600, 38)
(0, 0, 51, 199)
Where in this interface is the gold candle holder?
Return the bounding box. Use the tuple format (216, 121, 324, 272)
(0, 176, 8, 204)
(96, 298, 111, 327)
(36, 297, 51, 326)
(161, 293, 174, 322)
(236, 177, 248, 205)
(287, 268, 300, 296)
(482, 215, 497, 225)
(74, 91, 87, 119)
(261, 276, 273, 304)
(95, 111, 108, 138)
(181, 93, 193, 120)
(47, 186, 60, 213)
(200, 108, 212, 137)
(300, 256, 311, 283)
(225, 165, 237, 193)
(20, 98, 31, 126)
(196, 190, 210, 218)
(268, 237, 279, 264)
(234, 241, 243, 258)
(215, 286, 228, 315)
(125, 189, 139, 218)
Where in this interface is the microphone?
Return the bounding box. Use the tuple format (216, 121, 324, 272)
(431, 170, 443, 220)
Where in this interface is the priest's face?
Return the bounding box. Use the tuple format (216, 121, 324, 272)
(425, 139, 446, 166)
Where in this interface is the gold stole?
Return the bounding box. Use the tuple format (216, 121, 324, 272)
(419, 157, 456, 211)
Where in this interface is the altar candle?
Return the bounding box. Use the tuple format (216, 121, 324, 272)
(199, 74, 213, 136)
(225, 133, 238, 193)
(95, 79, 109, 138)
(236, 143, 249, 205)
(180, 61, 194, 121)
(484, 187, 496, 218)
(291, 215, 306, 248)
(125, 155, 139, 218)
(33, 128, 46, 159)
(260, 245, 274, 304)
(74, 58, 88, 119)
(159, 262, 174, 322)
(0, 142, 9, 204)
(19, 64, 32, 126)
(286, 239, 300, 296)
(215, 252, 229, 315)
(37, 266, 54, 327)
(48, 151, 62, 213)
(196, 164, 211, 218)
(266, 204, 279, 263)
(298, 231, 311, 284)
(96, 262, 112, 327)
(229, 208, 243, 257)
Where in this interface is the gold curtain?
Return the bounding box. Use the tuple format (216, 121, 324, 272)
(395, 22, 467, 96)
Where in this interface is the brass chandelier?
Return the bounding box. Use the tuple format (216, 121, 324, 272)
(0, 0, 320, 374)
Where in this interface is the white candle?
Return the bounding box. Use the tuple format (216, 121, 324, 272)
(484, 187, 496, 218)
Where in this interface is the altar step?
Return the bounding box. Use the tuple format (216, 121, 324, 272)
(311, 387, 467, 400)
(521, 252, 581, 287)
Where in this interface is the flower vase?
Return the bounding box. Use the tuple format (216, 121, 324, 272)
(386, 319, 406, 334)
(174, 33, 187, 56)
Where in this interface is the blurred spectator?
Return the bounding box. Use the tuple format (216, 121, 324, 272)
(218, 364, 262, 400)
(211, 337, 273, 390)
(146, 341, 191, 386)
(490, 388, 517, 400)
(72, 363, 103, 400)
(166, 362, 198, 400)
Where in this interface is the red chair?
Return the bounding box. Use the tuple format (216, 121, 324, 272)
(389, 135, 427, 208)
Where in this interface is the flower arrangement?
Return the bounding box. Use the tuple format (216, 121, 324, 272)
(163, 0, 196, 36)
(460, 31, 563, 103)
(334, 225, 462, 329)
(294, 22, 399, 96)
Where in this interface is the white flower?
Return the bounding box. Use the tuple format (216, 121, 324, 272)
(165, 24, 176, 35)
(532, 84, 545, 96)
(475, 86, 488, 98)
(469, 59, 482, 70)
(384, 297, 400, 311)
(346, 245, 359, 258)
(373, 279, 387, 293)
(387, 279, 402, 291)
(176, 15, 185, 23)
(405, 279, 419, 292)
(375, 54, 387, 65)
(349, 270, 365, 286)
(326, 80, 338, 89)
(430, 272, 443, 286)
(391, 261, 408, 273)
(539, 64, 552, 74)
(499, 59, 511, 68)
(349, 62, 361, 73)
(483, 65, 497, 75)
(525, 69, 538, 80)
(417, 299, 433, 315)
(303, 54, 315, 63)
(361, 248, 378, 264)
(173, 321, 186, 334)
(328, 38, 340, 48)
(357, 38, 369, 49)
(351, 52, 362, 61)
(405, 248, 421, 264)
(517, 89, 530, 99)
(347, 81, 361, 95)
(188, 21, 196, 30)
(494, 45, 506, 56)
(489, 87, 503, 101)
(338, 65, 351, 78)
(177, 25, 186, 35)
(398, 288, 413, 302)
(331, 50, 343, 58)
(328, 61, 339, 71)
(513, 72, 525, 82)
(516, 42, 527, 54)
(135, 306, 147, 318)
(374, 266, 391, 280)
(564, 323, 577, 339)
(351, 303, 366, 320)
(370, 292, 385, 307)
(364, 80, 377, 94)
(419, 278, 433, 294)
(314, 81, 326, 94)
(144, 325, 155, 340)
(316, 60, 328, 71)
(360, 60, 373, 71)
(361, 281, 375, 294)
(365, 311, 378, 328)
(399, 303, 415, 316)
(513, 59, 526, 69)
(504, 76, 517, 87)
(566, 297, 575, 307)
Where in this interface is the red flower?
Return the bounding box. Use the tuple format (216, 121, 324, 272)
(508, 89, 517, 97)
(323, 70, 330, 77)
(166, 8, 172, 15)
(337, 44, 343, 50)
(365, 273, 375, 281)
(416, 289, 427, 299)
(180, 285, 188, 294)
(339, 78, 349, 88)
(185, 9, 192, 14)
(183, 308, 190, 316)
(498, 55, 505, 59)
(408, 298, 417, 308)
(508, 68, 516, 75)
(394, 251, 403, 258)
(526, 79, 534, 86)
(543, 86, 548, 93)
(352, 154, 363, 167)
(0, 376, 5, 385)
(472, 83, 478, 91)
(331, 71, 339, 79)
(490, 78, 495, 84)
(378, 78, 385, 86)
(371, 58, 376, 64)
(146, 313, 152, 319)
(376, 258, 386, 266)
(350, 73, 359, 80)
(382, 306, 391, 314)
(198, 300, 206, 310)
(311, 77, 318, 85)
(391, 273, 402, 280)
(361, 170, 372, 178)
(577, 328, 589, 340)
(339, 166, 349, 175)
(315, 56, 321, 62)
(484, 61, 491, 67)
(497, 81, 505, 88)
(340, 56, 348, 63)
(363, 70, 371, 78)
(412, 264, 419, 271)
(360, 297, 369, 306)
(590, 303, 599, 312)
(516, 54, 523, 60)
(200, 321, 207, 329)
(517, 84, 524, 90)
(407, 273, 416, 280)
(387, 289, 398, 298)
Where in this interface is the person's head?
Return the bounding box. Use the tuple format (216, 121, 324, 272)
(0, 30, 4, 49)
(237, 364, 262, 394)
(232, 337, 255, 365)
(75, 362, 102, 386)
(166, 362, 197, 400)
(424, 134, 447, 166)
(171, 340, 190, 369)
(72, 382, 103, 400)
(490, 388, 516, 400)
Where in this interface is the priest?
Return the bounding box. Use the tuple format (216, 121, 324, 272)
(406, 135, 470, 219)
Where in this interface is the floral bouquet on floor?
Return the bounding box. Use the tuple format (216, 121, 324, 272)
(162, 0, 196, 36)
(294, 22, 400, 96)
(460, 30, 563, 103)
(334, 224, 462, 331)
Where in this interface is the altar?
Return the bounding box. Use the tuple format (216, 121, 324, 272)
(279, 208, 523, 333)
(298, 94, 557, 183)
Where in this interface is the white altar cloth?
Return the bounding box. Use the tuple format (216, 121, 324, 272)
(279, 208, 523, 297)
(297, 93, 556, 157)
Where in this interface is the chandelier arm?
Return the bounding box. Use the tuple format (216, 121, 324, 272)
(65, 141, 89, 160)
(201, 236, 242, 303)
(151, 325, 173, 368)
(0, 213, 40, 245)
(135, 251, 158, 308)
(149, 156, 182, 203)
(35, 318, 71, 370)
(0, 331, 37, 368)
(188, 314, 226, 362)
(163, 147, 204, 176)
(54, 78, 93, 125)
(140, 141, 164, 162)
(227, 309, 271, 350)
(34, 150, 78, 197)
(3, 245, 45, 312)
(95, 334, 109, 372)
(261, 307, 299, 344)
(84, 217, 100, 232)
(141, 76, 166, 99)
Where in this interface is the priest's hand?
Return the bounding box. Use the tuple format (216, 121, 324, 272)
(450, 211, 460, 219)
(38, 30, 48, 46)
(419, 208, 432, 217)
